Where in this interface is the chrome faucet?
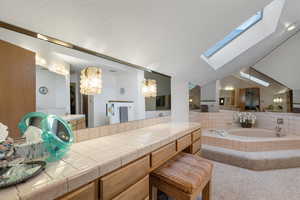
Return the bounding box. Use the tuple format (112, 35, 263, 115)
(275, 118, 285, 137)
(275, 125, 283, 137)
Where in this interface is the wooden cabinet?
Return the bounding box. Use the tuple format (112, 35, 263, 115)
(192, 129, 201, 142)
(55, 129, 202, 200)
(191, 139, 201, 154)
(151, 142, 176, 169)
(58, 181, 98, 200)
(100, 156, 150, 200)
(0, 40, 36, 139)
(69, 118, 86, 131)
(112, 176, 149, 200)
(177, 134, 192, 152)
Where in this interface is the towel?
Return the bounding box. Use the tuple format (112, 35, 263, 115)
(119, 106, 128, 123)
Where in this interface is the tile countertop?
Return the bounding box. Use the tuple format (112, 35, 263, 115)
(1, 122, 201, 200)
(60, 114, 85, 121)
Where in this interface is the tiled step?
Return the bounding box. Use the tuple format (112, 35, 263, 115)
(202, 144, 300, 170)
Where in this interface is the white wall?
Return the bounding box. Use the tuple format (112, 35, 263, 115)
(92, 72, 117, 127)
(201, 80, 219, 112)
(92, 69, 146, 127)
(70, 72, 81, 114)
(171, 78, 189, 122)
(201, 81, 217, 101)
(36, 67, 70, 115)
(253, 32, 300, 90)
(115, 70, 146, 121)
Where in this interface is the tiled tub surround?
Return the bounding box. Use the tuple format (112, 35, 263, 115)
(190, 111, 300, 170)
(202, 129, 300, 170)
(190, 110, 300, 136)
(0, 122, 200, 200)
(202, 129, 300, 152)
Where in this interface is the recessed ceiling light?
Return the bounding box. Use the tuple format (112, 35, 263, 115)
(287, 25, 296, 31)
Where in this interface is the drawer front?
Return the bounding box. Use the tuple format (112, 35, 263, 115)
(100, 156, 150, 200)
(151, 142, 176, 169)
(192, 139, 201, 154)
(59, 181, 97, 200)
(177, 134, 192, 152)
(192, 129, 201, 142)
(112, 176, 149, 200)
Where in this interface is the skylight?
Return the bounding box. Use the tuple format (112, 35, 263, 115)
(203, 11, 263, 58)
(240, 71, 270, 87)
(201, 0, 285, 71)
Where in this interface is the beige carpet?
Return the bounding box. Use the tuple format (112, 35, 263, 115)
(211, 161, 300, 200)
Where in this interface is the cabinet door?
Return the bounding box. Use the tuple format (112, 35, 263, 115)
(59, 181, 97, 200)
(177, 134, 192, 152)
(192, 129, 201, 142)
(112, 176, 149, 200)
(151, 142, 176, 169)
(192, 139, 201, 154)
(0, 40, 36, 139)
(100, 156, 150, 200)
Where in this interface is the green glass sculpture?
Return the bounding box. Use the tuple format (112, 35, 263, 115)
(18, 112, 74, 162)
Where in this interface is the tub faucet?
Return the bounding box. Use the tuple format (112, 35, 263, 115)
(275, 125, 286, 137)
(276, 118, 285, 137)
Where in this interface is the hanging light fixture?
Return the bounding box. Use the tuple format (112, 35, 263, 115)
(80, 67, 102, 95)
(142, 79, 157, 97)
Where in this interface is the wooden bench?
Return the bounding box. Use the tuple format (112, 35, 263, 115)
(150, 153, 213, 200)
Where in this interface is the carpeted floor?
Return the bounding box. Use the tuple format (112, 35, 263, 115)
(211, 161, 300, 200)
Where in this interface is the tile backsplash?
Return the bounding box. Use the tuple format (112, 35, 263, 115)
(190, 110, 300, 136)
(74, 116, 171, 143)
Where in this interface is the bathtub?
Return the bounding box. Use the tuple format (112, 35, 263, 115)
(203, 128, 300, 152)
(228, 128, 277, 138)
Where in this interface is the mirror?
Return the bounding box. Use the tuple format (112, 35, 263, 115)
(49, 119, 70, 142)
(0, 27, 171, 139)
(198, 67, 294, 113)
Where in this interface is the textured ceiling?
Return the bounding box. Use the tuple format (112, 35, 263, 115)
(0, 0, 299, 85)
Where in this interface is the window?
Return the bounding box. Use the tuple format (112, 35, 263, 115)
(203, 11, 263, 58)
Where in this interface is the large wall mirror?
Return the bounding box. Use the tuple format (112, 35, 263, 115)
(198, 67, 297, 113)
(0, 26, 171, 138)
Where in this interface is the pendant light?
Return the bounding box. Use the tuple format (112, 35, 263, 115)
(142, 79, 157, 97)
(80, 67, 102, 95)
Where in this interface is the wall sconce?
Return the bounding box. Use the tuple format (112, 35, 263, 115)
(142, 79, 157, 98)
(49, 64, 69, 76)
(273, 97, 283, 103)
(80, 67, 102, 95)
(224, 86, 234, 91)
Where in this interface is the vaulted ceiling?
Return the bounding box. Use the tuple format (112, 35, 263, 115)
(0, 0, 299, 85)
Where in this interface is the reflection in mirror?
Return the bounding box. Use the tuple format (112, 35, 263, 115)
(49, 119, 70, 142)
(197, 67, 295, 113)
(0, 27, 171, 139)
(144, 71, 171, 118)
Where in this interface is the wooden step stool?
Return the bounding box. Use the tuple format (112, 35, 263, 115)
(150, 153, 213, 200)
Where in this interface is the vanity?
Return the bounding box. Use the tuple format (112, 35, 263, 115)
(61, 115, 86, 131)
(0, 122, 201, 200)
